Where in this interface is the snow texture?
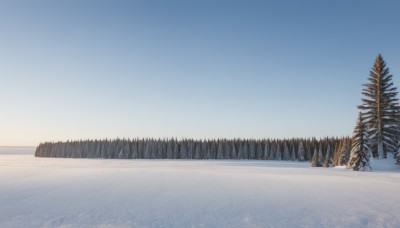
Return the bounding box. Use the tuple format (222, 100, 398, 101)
(1, 148, 400, 227)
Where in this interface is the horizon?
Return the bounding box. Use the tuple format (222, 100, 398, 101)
(1, 0, 400, 146)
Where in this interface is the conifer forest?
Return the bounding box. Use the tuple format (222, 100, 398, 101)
(35, 54, 400, 170)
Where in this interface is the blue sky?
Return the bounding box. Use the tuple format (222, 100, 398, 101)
(1, 0, 400, 146)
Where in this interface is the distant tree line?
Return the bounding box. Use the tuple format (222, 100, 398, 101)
(35, 137, 352, 166)
(36, 54, 400, 171)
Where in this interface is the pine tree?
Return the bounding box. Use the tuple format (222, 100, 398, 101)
(224, 142, 231, 159)
(348, 113, 371, 171)
(166, 140, 173, 159)
(268, 141, 276, 160)
(194, 142, 201, 159)
(263, 142, 270, 160)
(290, 143, 296, 161)
(283, 142, 290, 160)
(323, 144, 332, 167)
(396, 151, 400, 165)
(243, 142, 249, 159)
(249, 142, 256, 159)
(131, 142, 139, 159)
(256, 142, 263, 160)
(237, 143, 243, 159)
(311, 147, 320, 167)
(275, 143, 282, 160)
(230, 142, 237, 159)
(358, 54, 400, 159)
(339, 140, 350, 166)
(217, 141, 224, 159)
(297, 141, 305, 161)
(318, 143, 324, 166)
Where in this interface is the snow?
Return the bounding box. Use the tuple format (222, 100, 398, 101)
(1, 148, 400, 227)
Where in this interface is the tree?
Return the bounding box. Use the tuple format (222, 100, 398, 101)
(256, 142, 263, 160)
(230, 142, 237, 159)
(249, 142, 256, 159)
(263, 142, 270, 160)
(290, 143, 296, 161)
(297, 141, 305, 161)
(131, 142, 139, 159)
(339, 139, 350, 166)
(217, 141, 224, 159)
(396, 151, 400, 165)
(275, 142, 282, 160)
(311, 147, 320, 167)
(317, 143, 324, 166)
(323, 144, 332, 167)
(283, 142, 290, 160)
(358, 54, 400, 159)
(395, 141, 400, 165)
(348, 113, 371, 171)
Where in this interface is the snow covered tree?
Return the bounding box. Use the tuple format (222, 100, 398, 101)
(290, 143, 296, 161)
(180, 142, 187, 159)
(256, 142, 263, 160)
(230, 142, 237, 159)
(187, 141, 194, 159)
(347, 113, 371, 171)
(358, 54, 400, 159)
(131, 142, 139, 159)
(297, 141, 305, 161)
(305, 143, 312, 161)
(283, 142, 290, 160)
(243, 142, 249, 159)
(317, 143, 324, 166)
(323, 144, 332, 167)
(194, 142, 201, 159)
(217, 141, 224, 159)
(263, 142, 270, 160)
(224, 142, 231, 159)
(311, 147, 320, 167)
(396, 151, 400, 165)
(275, 143, 282, 160)
(249, 142, 256, 159)
(339, 139, 350, 166)
(268, 141, 275, 160)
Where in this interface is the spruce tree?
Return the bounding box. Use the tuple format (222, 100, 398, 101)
(290, 143, 296, 161)
(339, 139, 350, 166)
(194, 142, 201, 159)
(230, 142, 237, 159)
(317, 143, 324, 166)
(217, 142, 224, 159)
(283, 142, 290, 160)
(348, 113, 371, 171)
(275, 143, 282, 160)
(358, 54, 400, 159)
(263, 142, 270, 160)
(396, 151, 400, 165)
(311, 147, 320, 167)
(323, 144, 332, 167)
(297, 141, 305, 161)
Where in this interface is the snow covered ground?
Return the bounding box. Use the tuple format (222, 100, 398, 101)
(1, 147, 400, 228)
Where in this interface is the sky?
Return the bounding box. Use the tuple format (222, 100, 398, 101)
(1, 0, 400, 146)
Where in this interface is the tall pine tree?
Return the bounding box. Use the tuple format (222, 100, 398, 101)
(358, 54, 400, 159)
(348, 113, 371, 171)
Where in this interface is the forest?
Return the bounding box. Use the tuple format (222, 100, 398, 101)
(35, 54, 400, 171)
(35, 137, 351, 167)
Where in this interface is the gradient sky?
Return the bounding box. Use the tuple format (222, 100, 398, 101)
(1, 0, 400, 146)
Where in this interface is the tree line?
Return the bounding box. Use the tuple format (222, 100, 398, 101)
(34, 54, 400, 171)
(35, 137, 351, 166)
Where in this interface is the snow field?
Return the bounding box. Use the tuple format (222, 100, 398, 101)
(0, 151, 399, 227)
